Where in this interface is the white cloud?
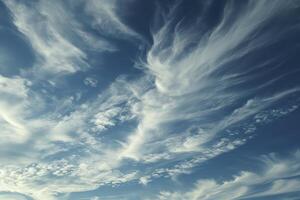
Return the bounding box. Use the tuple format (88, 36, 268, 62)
(84, 0, 141, 40)
(139, 176, 151, 185)
(84, 77, 98, 87)
(0, 193, 27, 200)
(118, 0, 300, 163)
(0, 157, 139, 200)
(0, 77, 141, 199)
(91, 107, 121, 131)
(0, 75, 31, 143)
(3, 0, 88, 75)
(3, 0, 124, 77)
(0, 75, 30, 98)
(156, 151, 300, 200)
(90, 197, 101, 200)
(0, 0, 299, 199)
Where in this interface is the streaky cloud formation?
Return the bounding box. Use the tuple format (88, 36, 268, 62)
(84, 0, 141, 40)
(156, 151, 300, 200)
(0, 0, 299, 199)
(119, 0, 300, 162)
(3, 0, 88, 75)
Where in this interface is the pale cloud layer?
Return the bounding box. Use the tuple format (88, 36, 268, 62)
(0, 0, 299, 200)
(3, 0, 137, 76)
(156, 151, 300, 200)
(4, 0, 88, 75)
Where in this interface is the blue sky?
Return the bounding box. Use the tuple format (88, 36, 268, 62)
(0, 0, 300, 199)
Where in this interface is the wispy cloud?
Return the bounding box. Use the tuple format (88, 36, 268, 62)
(3, 0, 134, 76)
(3, 0, 88, 75)
(0, 0, 299, 199)
(155, 151, 300, 200)
(83, 0, 142, 41)
(0, 158, 139, 200)
(84, 77, 98, 87)
(118, 0, 300, 162)
(0, 75, 31, 143)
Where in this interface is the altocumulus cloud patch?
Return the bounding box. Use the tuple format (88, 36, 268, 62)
(0, 0, 300, 200)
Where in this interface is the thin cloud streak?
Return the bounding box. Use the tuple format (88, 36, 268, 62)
(119, 0, 300, 161)
(155, 151, 300, 200)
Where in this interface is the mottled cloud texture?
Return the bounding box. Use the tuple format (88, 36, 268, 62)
(0, 0, 300, 199)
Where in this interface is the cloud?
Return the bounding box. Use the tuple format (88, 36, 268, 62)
(0, 157, 139, 200)
(83, 0, 141, 40)
(0, 75, 31, 143)
(156, 151, 300, 200)
(0, 77, 141, 199)
(90, 197, 101, 200)
(0, 75, 30, 98)
(0, 193, 28, 200)
(118, 0, 300, 163)
(91, 107, 121, 131)
(0, 0, 299, 199)
(3, 0, 88, 75)
(139, 176, 152, 186)
(2, 0, 126, 77)
(84, 77, 98, 87)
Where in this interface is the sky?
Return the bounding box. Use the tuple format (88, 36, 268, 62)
(0, 0, 300, 199)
